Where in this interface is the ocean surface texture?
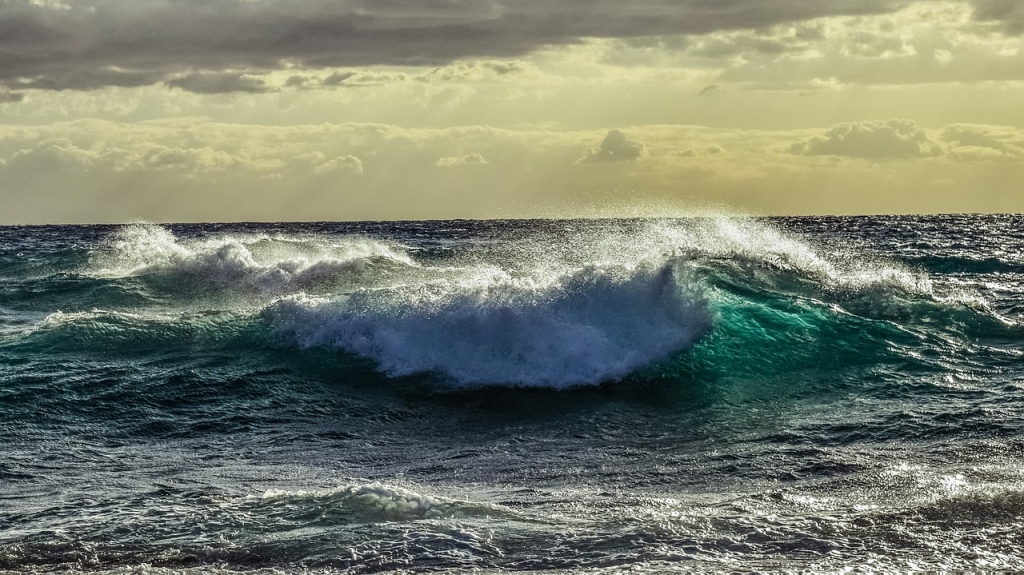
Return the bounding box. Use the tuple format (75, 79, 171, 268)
(2, 216, 1024, 573)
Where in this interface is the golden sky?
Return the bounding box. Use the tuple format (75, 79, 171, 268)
(1, 0, 1023, 222)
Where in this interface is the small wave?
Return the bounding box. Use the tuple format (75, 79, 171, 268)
(267, 262, 711, 388)
(18, 308, 259, 353)
(917, 488, 1024, 524)
(258, 482, 511, 523)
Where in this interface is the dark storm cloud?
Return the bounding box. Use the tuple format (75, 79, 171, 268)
(166, 72, 272, 94)
(970, 0, 1024, 34)
(0, 89, 24, 103)
(0, 0, 921, 92)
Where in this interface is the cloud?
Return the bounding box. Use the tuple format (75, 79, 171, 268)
(139, 146, 237, 172)
(629, 3, 1024, 88)
(6, 138, 107, 170)
(3, 130, 284, 176)
(580, 130, 647, 163)
(283, 60, 529, 91)
(436, 153, 489, 167)
(946, 145, 1016, 162)
(6, 118, 1024, 223)
(166, 72, 272, 94)
(970, 0, 1024, 34)
(0, 89, 24, 103)
(674, 145, 722, 157)
(421, 60, 533, 82)
(0, 0, 920, 91)
(940, 124, 1024, 161)
(786, 120, 1024, 163)
(315, 155, 364, 174)
(787, 119, 940, 160)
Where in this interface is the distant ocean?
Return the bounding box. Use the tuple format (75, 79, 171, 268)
(2, 216, 1024, 572)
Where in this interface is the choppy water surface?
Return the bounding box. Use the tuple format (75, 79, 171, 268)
(2, 215, 1024, 572)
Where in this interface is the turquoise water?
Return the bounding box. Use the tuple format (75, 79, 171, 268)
(2, 216, 1024, 572)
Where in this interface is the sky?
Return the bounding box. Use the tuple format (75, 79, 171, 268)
(1, 0, 1023, 223)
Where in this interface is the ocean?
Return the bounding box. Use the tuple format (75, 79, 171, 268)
(2, 215, 1023, 572)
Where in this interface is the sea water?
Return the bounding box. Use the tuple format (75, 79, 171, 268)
(2, 216, 1024, 572)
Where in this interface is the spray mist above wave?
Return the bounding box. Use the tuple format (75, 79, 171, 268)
(476, 217, 938, 303)
(89, 223, 415, 296)
(644, 218, 1009, 324)
(87, 219, 944, 308)
(649, 218, 933, 296)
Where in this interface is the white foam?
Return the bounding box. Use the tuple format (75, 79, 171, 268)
(650, 217, 934, 296)
(41, 309, 151, 327)
(90, 223, 415, 295)
(257, 482, 507, 522)
(262, 484, 434, 517)
(268, 261, 712, 388)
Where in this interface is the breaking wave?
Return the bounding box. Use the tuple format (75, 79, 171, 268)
(267, 261, 711, 387)
(89, 223, 414, 296)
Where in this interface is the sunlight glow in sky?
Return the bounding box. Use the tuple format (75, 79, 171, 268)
(1, 0, 1023, 222)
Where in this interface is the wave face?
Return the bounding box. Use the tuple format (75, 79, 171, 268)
(4, 215, 1024, 572)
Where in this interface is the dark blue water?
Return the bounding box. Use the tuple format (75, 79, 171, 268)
(2, 216, 1024, 572)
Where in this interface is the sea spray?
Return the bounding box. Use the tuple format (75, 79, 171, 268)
(267, 261, 711, 387)
(89, 222, 415, 296)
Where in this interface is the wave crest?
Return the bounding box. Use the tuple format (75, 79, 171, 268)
(258, 483, 511, 523)
(90, 223, 414, 296)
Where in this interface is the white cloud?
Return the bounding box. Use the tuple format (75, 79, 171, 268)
(673, 145, 722, 157)
(940, 123, 1024, 161)
(436, 152, 489, 167)
(934, 49, 954, 64)
(787, 119, 941, 160)
(138, 146, 237, 172)
(315, 155, 364, 174)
